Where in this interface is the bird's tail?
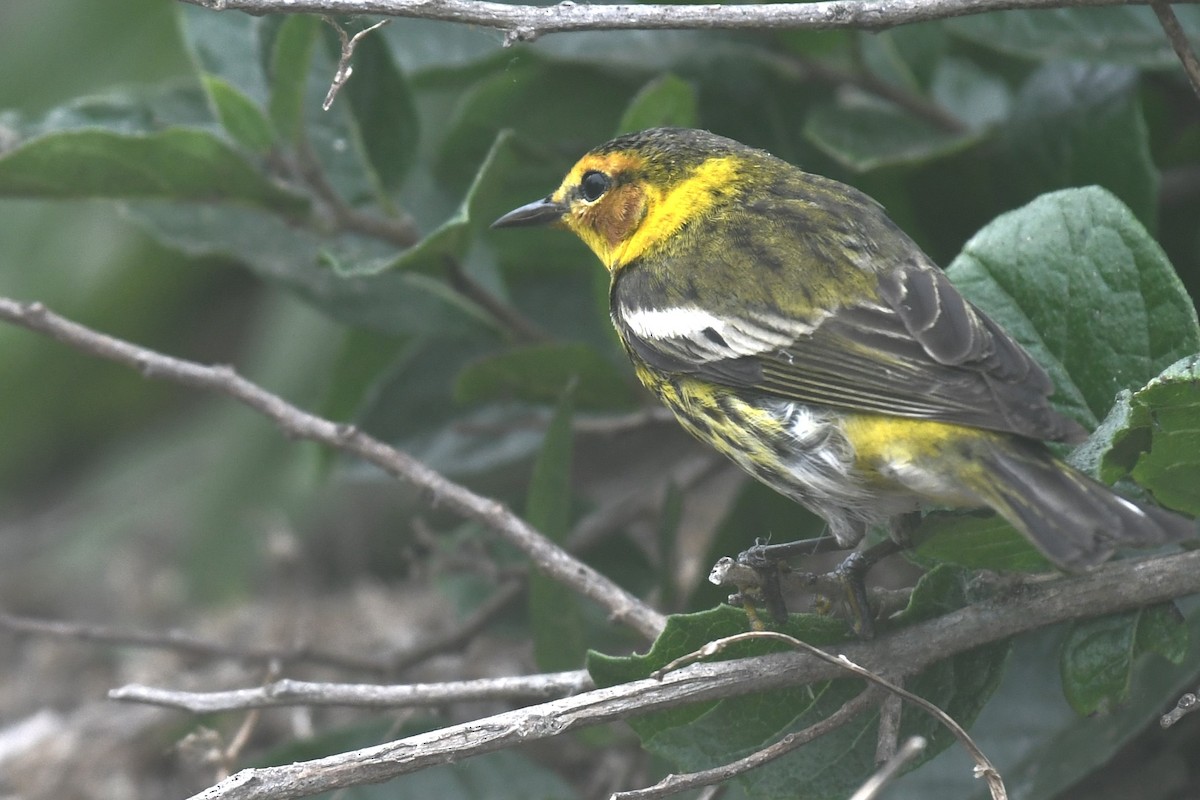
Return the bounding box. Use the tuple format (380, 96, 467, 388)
(977, 438, 1194, 570)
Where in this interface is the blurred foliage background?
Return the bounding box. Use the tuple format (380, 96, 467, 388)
(1, 1, 1199, 798)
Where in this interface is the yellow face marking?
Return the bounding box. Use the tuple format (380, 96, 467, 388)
(553, 151, 741, 271)
(615, 156, 739, 269)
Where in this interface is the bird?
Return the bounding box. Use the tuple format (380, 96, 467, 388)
(493, 127, 1193, 573)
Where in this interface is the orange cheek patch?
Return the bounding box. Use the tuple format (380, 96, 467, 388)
(594, 184, 646, 248)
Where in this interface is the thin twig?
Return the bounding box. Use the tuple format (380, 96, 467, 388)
(1151, 1, 1200, 100)
(849, 736, 927, 800)
(385, 579, 525, 672)
(609, 689, 881, 800)
(168, 547, 1199, 799)
(294, 133, 420, 248)
(1161, 689, 1199, 728)
(1, 578, 521, 676)
(443, 258, 551, 344)
(109, 671, 593, 714)
(568, 455, 723, 551)
(655, 631, 1007, 800)
(0, 297, 666, 641)
(785, 54, 969, 134)
(573, 407, 678, 435)
(321, 17, 391, 111)
(0, 611, 390, 673)
(875, 692, 904, 763)
(177, 0, 1190, 44)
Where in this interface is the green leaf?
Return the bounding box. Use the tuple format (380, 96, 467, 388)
(454, 343, 636, 412)
(1060, 603, 1187, 716)
(435, 56, 637, 193)
(200, 74, 275, 152)
(804, 101, 980, 172)
(883, 566, 1011, 772)
(371, 130, 525, 279)
(912, 512, 1053, 573)
(1136, 602, 1188, 665)
(179, 3, 269, 105)
(526, 391, 585, 672)
(590, 571, 1007, 800)
(896, 612, 1200, 797)
(1, 86, 217, 139)
(268, 14, 319, 143)
(946, 187, 1200, 429)
(179, 3, 277, 149)
(949, 7, 1200, 69)
(122, 202, 482, 339)
(346, 337, 553, 478)
(1100, 355, 1200, 515)
(588, 605, 848, 737)
(617, 73, 698, 134)
(0, 128, 306, 212)
(320, 327, 408, 426)
(335, 26, 420, 192)
(1002, 62, 1158, 230)
(929, 56, 1011, 130)
(859, 26, 946, 92)
(657, 483, 684, 611)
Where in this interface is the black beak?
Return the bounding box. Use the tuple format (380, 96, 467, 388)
(491, 196, 568, 229)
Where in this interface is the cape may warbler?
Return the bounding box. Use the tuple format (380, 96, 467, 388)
(494, 127, 1193, 570)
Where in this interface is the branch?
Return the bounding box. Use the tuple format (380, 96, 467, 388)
(610, 689, 881, 800)
(655, 632, 1005, 799)
(1161, 688, 1199, 728)
(0, 611, 394, 673)
(293, 131, 420, 248)
(783, 54, 969, 134)
(0, 297, 666, 641)
(184, 549, 1200, 799)
(321, 17, 390, 111)
(177, 0, 1190, 44)
(1151, 1, 1200, 100)
(849, 736, 927, 800)
(109, 671, 593, 714)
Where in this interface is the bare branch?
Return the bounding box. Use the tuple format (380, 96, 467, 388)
(0, 297, 666, 641)
(849, 736, 927, 800)
(180, 549, 1200, 799)
(321, 17, 390, 110)
(1, 578, 520, 675)
(176, 0, 1191, 44)
(385, 580, 525, 672)
(1161, 689, 1199, 728)
(657, 631, 1007, 799)
(874, 692, 904, 763)
(109, 672, 593, 714)
(0, 611, 389, 673)
(1151, 1, 1200, 100)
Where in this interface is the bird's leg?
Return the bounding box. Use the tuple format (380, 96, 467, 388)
(832, 538, 901, 639)
(887, 510, 922, 548)
(735, 537, 793, 623)
(740, 534, 843, 564)
(730, 522, 907, 634)
(735, 534, 842, 623)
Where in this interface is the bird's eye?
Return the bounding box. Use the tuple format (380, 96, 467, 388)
(580, 171, 611, 202)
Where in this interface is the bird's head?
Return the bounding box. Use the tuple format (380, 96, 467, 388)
(492, 128, 747, 272)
